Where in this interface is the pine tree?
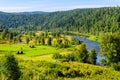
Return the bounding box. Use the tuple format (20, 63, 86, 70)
(75, 43, 88, 63)
(88, 49, 97, 64)
(100, 33, 120, 65)
(0, 54, 21, 80)
(47, 37, 52, 46)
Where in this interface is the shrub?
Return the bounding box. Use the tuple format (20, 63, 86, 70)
(0, 54, 21, 80)
(88, 49, 97, 64)
(29, 45, 35, 48)
(17, 51, 24, 54)
(111, 62, 120, 71)
(66, 53, 75, 61)
(47, 37, 52, 46)
(52, 53, 63, 59)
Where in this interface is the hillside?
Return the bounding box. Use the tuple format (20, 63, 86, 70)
(0, 7, 120, 34)
(18, 60, 120, 80)
(11, 11, 48, 15)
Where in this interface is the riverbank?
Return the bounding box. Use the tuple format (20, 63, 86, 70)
(73, 36, 101, 64)
(87, 35, 100, 42)
(67, 31, 100, 42)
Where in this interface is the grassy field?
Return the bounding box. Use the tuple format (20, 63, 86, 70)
(0, 44, 68, 61)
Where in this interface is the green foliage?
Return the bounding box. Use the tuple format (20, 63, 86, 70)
(88, 49, 97, 64)
(65, 53, 75, 61)
(18, 61, 120, 80)
(56, 38, 70, 48)
(41, 37, 45, 45)
(1, 28, 22, 42)
(1, 29, 9, 39)
(111, 62, 120, 71)
(8, 32, 14, 40)
(75, 43, 88, 63)
(25, 37, 30, 44)
(0, 7, 120, 34)
(52, 43, 96, 64)
(63, 39, 70, 48)
(47, 37, 52, 45)
(71, 37, 81, 45)
(0, 25, 5, 32)
(52, 53, 63, 59)
(0, 54, 21, 80)
(100, 33, 120, 66)
(99, 58, 107, 66)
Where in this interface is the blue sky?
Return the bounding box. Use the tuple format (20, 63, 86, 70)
(0, 0, 120, 12)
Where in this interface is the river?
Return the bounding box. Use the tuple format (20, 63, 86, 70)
(74, 36, 101, 64)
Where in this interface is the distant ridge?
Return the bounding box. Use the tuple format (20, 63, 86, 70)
(11, 11, 48, 15)
(0, 7, 119, 34)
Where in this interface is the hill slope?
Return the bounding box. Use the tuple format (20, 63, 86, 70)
(0, 7, 120, 34)
(18, 61, 120, 80)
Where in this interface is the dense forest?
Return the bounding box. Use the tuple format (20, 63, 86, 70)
(0, 7, 120, 34)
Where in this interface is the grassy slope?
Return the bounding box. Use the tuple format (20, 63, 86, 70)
(19, 60, 120, 80)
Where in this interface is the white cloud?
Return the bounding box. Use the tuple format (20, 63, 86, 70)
(0, 4, 117, 12)
(0, 6, 31, 12)
(39, 5, 114, 12)
(108, 0, 120, 2)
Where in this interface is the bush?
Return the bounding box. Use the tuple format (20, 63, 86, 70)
(17, 51, 24, 54)
(87, 49, 97, 64)
(111, 62, 120, 71)
(29, 45, 35, 48)
(66, 53, 75, 61)
(0, 54, 21, 80)
(47, 37, 52, 46)
(52, 53, 63, 59)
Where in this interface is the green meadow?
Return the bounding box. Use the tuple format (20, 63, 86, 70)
(0, 44, 67, 61)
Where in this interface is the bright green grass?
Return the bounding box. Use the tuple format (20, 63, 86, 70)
(0, 44, 63, 57)
(87, 35, 98, 41)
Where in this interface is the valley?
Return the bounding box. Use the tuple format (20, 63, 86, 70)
(0, 6, 120, 80)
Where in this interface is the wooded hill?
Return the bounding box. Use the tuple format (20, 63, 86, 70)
(0, 7, 120, 34)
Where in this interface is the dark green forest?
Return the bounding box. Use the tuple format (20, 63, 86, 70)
(0, 7, 120, 34)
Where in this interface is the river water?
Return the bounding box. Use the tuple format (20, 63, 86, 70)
(74, 36, 101, 64)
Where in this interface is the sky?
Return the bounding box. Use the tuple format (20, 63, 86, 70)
(0, 0, 120, 12)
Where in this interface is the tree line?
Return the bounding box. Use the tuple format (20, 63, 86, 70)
(0, 7, 120, 34)
(53, 43, 97, 65)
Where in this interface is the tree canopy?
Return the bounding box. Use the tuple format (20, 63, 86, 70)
(0, 7, 119, 34)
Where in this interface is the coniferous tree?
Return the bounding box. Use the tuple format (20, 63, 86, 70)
(47, 37, 52, 46)
(26, 37, 30, 44)
(75, 43, 88, 63)
(100, 33, 120, 66)
(0, 54, 21, 80)
(41, 37, 45, 45)
(88, 49, 97, 64)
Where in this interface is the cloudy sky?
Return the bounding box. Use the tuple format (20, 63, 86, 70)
(0, 0, 120, 12)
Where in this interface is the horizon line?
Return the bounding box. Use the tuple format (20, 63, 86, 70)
(0, 6, 118, 13)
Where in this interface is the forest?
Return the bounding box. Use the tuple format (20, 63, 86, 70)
(0, 7, 120, 80)
(0, 7, 120, 34)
